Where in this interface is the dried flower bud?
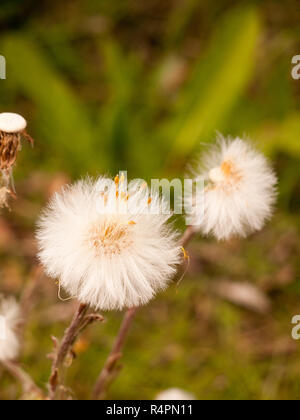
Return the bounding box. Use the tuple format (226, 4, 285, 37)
(0, 113, 33, 208)
(0, 113, 33, 173)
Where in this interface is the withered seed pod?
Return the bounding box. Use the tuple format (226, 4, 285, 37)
(0, 113, 34, 208)
(0, 112, 33, 174)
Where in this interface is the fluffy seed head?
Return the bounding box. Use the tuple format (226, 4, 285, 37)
(0, 296, 21, 362)
(36, 176, 181, 310)
(0, 113, 27, 133)
(187, 136, 277, 240)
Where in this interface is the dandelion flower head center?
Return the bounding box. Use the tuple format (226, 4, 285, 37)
(88, 217, 134, 256)
(209, 159, 241, 188)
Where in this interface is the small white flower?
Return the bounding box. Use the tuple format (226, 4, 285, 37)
(37, 176, 181, 311)
(0, 296, 21, 362)
(0, 113, 27, 133)
(156, 388, 196, 400)
(187, 136, 277, 240)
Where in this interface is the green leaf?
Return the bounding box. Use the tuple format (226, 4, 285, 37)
(168, 6, 261, 161)
(257, 113, 300, 157)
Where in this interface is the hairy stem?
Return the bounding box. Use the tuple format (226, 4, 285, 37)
(92, 307, 137, 400)
(48, 302, 88, 400)
(180, 225, 196, 247)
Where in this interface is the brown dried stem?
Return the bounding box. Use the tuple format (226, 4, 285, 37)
(48, 302, 88, 400)
(92, 307, 137, 400)
(48, 302, 104, 400)
(180, 225, 196, 247)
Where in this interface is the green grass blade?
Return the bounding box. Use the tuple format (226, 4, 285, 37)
(168, 6, 261, 161)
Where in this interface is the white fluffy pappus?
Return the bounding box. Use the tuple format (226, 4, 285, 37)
(0, 296, 21, 362)
(187, 136, 277, 240)
(36, 176, 181, 311)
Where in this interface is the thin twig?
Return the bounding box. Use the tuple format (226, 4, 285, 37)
(92, 307, 137, 400)
(77, 313, 105, 335)
(180, 225, 196, 247)
(48, 302, 88, 400)
(2, 360, 44, 399)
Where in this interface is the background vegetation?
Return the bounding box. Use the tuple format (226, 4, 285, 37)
(0, 0, 299, 400)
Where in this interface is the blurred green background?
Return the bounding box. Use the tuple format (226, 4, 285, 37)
(0, 0, 299, 400)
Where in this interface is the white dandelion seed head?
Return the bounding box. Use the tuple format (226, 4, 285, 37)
(187, 136, 277, 240)
(156, 388, 196, 400)
(0, 296, 21, 362)
(36, 176, 181, 311)
(0, 113, 27, 133)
